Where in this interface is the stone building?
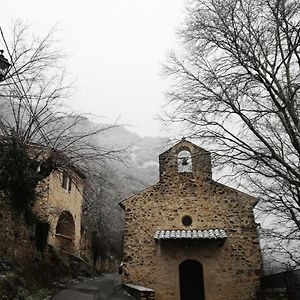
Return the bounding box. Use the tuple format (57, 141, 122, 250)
(34, 167, 85, 255)
(120, 139, 262, 300)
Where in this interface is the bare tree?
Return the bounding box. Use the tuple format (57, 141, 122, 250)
(164, 0, 300, 269)
(0, 21, 121, 176)
(0, 21, 123, 217)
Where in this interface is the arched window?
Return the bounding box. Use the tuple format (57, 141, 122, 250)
(62, 171, 72, 192)
(178, 150, 192, 173)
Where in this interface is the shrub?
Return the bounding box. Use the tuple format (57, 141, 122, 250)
(0, 132, 43, 223)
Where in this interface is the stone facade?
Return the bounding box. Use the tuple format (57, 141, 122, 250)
(121, 139, 262, 300)
(34, 169, 84, 255)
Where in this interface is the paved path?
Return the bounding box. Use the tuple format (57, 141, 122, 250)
(51, 274, 132, 300)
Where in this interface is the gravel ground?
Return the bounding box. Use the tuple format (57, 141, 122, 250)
(51, 273, 132, 300)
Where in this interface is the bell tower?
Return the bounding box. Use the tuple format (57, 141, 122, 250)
(158, 139, 212, 184)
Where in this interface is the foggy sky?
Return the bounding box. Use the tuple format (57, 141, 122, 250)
(1, 0, 186, 137)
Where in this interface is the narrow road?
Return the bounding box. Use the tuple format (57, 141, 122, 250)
(51, 273, 132, 300)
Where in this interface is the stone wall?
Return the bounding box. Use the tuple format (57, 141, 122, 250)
(259, 269, 300, 300)
(121, 140, 262, 300)
(0, 197, 37, 264)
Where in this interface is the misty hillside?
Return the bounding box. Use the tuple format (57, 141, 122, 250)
(107, 130, 171, 196)
(69, 116, 170, 192)
(77, 118, 171, 196)
(80, 120, 171, 264)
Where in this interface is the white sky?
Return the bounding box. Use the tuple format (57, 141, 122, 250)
(1, 0, 186, 137)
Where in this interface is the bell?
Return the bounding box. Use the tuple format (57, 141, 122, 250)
(182, 157, 189, 166)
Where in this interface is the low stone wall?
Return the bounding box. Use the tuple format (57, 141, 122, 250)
(123, 284, 155, 300)
(259, 269, 300, 300)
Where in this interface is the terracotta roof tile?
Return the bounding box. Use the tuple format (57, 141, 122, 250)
(154, 229, 227, 240)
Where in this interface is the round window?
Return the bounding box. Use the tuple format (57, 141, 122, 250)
(182, 215, 193, 226)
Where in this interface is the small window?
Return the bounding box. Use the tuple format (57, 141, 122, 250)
(62, 171, 68, 189)
(62, 171, 72, 192)
(68, 178, 72, 192)
(182, 215, 193, 226)
(178, 150, 192, 173)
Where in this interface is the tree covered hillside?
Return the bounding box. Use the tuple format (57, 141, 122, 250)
(81, 123, 170, 269)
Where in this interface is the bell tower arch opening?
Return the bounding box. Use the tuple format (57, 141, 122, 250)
(179, 260, 205, 300)
(55, 210, 75, 253)
(177, 150, 192, 173)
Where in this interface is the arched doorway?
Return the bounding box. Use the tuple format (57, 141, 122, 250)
(55, 210, 75, 253)
(179, 260, 205, 300)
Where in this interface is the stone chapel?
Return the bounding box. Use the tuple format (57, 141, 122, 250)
(120, 139, 262, 300)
